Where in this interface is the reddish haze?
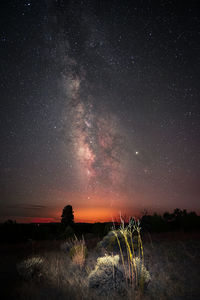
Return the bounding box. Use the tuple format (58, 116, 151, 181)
(74, 207, 118, 223)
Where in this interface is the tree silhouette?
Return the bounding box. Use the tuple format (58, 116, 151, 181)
(61, 205, 74, 227)
(163, 212, 172, 222)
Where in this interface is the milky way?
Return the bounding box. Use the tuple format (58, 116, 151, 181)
(61, 51, 127, 193)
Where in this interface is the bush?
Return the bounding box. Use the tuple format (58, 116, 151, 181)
(69, 236, 87, 269)
(88, 254, 126, 296)
(97, 229, 139, 255)
(133, 257, 151, 289)
(17, 256, 44, 280)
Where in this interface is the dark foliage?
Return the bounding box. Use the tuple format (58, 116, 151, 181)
(0, 209, 199, 243)
(141, 209, 200, 233)
(61, 205, 74, 227)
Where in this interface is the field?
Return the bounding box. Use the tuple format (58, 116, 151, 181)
(1, 230, 200, 300)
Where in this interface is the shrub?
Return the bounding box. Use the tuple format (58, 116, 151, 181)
(132, 257, 151, 289)
(17, 256, 44, 280)
(69, 236, 87, 269)
(97, 230, 138, 254)
(88, 254, 126, 296)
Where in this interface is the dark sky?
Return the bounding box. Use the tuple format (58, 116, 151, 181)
(1, 0, 200, 222)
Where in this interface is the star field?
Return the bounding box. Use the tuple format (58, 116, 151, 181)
(0, 0, 200, 222)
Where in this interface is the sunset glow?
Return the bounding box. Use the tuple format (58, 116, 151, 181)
(74, 207, 117, 223)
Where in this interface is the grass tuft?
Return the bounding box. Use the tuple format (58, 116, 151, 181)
(112, 217, 150, 292)
(17, 256, 44, 280)
(69, 236, 87, 269)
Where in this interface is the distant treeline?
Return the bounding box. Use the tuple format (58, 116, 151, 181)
(0, 209, 199, 242)
(140, 208, 200, 233)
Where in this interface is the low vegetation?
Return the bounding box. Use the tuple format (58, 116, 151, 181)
(10, 217, 199, 300)
(69, 236, 87, 268)
(1, 209, 200, 299)
(17, 256, 44, 280)
(88, 254, 126, 296)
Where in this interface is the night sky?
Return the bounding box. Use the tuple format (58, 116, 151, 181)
(1, 0, 200, 223)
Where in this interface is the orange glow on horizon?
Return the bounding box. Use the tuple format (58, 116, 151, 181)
(74, 207, 117, 223)
(3, 191, 141, 223)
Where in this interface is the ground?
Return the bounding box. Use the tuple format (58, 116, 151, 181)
(0, 231, 200, 300)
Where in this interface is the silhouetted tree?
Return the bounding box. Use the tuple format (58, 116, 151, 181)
(61, 205, 74, 227)
(173, 208, 183, 218)
(163, 212, 173, 221)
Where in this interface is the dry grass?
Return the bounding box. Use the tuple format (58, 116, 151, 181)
(2, 232, 199, 300)
(112, 218, 150, 292)
(142, 238, 200, 300)
(69, 236, 87, 269)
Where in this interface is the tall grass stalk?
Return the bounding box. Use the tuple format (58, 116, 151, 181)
(112, 217, 144, 291)
(130, 230, 138, 285)
(112, 230, 128, 284)
(137, 222, 145, 292)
